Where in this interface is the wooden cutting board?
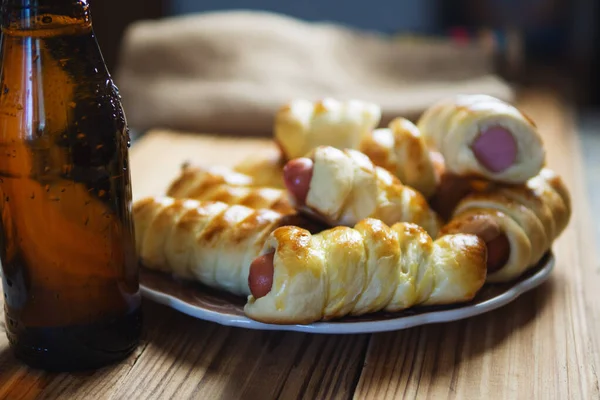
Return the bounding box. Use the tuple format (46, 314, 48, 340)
(125, 89, 600, 399)
(130, 131, 279, 201)
(1, 88, 598, 399)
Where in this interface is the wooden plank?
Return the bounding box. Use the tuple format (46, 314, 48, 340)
(0, 296, 369, 399)
(107, 305, 368, 400)
(123, 131, 369, 400)
(129, 131, 279, 201)
(354, 89, 600, 400)
(1, 89, 598, 399)
(0, 300, 147, 400)
(0, 129, 367, 400)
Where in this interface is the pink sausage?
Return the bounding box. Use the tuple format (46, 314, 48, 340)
(442, 215, 511, 273)
(248, 252, 275, 299)
(471, 126, 518, 173)
(283, 158, 313, 205)
(486, 234, 510, 273)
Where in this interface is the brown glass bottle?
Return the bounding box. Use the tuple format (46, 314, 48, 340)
(0, 0, 142, 371)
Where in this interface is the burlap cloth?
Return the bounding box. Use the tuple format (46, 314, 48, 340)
(115, 10, 514, 136)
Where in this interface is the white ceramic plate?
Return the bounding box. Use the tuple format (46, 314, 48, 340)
(140, 252, 555, 334)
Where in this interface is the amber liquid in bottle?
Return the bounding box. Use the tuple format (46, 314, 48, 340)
(0, 0, 142, 371)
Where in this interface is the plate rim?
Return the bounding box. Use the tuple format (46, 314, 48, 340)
(140, 252, 555, 334)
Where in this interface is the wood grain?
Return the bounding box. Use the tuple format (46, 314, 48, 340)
(0, 297, 368, 400)
(129, 133, 280, 202)
(1, 89, 598, 399)
(355, 89, 600, 400)
(0, 120, 365, 400)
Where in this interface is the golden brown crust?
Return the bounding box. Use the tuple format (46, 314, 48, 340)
(244, 219, 487, 324)
(166, 164, 294, 214)
(440, 211, 500, 238)
(297, 146, 441, 237)
(167, 166, 227, 198)
(498, 173, 569, 240)
(428, 234, 488, 303)
(441, 207, 532, 283)
(360, 118, 438, 198)
(417, 94, 545, 183)
(438, 168, 572, 282)
(377, 169, 443, 236)
(274, 98, 381, 160)
(539, 168, 572, 224)
(132, 196, 157, 218)
(359, 136, 392, 171)
(133, 197, 311, 296)
(428, 159, 498, 222)
(233, 152, 286, 189)
(245, 225, 327, 325)
(455, 191, 549, 266)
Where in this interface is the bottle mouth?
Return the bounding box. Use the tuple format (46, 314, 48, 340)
(1, 0, 90, 29)
(1, 0, 89, 10)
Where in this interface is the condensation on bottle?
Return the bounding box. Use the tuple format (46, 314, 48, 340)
(0, 0, 142, 371)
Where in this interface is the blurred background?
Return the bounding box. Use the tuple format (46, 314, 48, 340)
(87, 0, 600, 240)
(90, 0, 599, 106)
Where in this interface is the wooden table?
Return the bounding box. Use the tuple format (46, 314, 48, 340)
(1, 90, 599, 399)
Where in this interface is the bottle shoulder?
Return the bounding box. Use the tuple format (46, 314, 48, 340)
(2, 14, 91, 38)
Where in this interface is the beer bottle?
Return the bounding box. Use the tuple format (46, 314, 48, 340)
(0, 0, 142, 371)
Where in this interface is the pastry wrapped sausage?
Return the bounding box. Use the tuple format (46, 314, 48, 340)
(428, 163, 497, 222)
(245, 219, 487, 324)
(133, 197, 324, 296)
(282, 146, 441, 237)
(233, 152, 286, 189)
(166, 163, 293, 214)
(274, 98, 381, 160)
(440, 168, 571, 282)
(359, 117, 438, 198)
(417, 94, 545, 183)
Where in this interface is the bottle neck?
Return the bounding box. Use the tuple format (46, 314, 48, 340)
(1, 0, 91, 31)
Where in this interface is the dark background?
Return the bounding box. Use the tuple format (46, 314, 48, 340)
(90, 0, 598, 106)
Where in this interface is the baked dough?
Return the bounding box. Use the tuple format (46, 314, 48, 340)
(498, 170, 570, 240)
(417, 94, 545, 183)
(244, 219, 487, 324)
(274, 98, 381, 160)
(360, 117, 438, 198)
(133, 197, 322, 296)
(440, 168, 571, 282)
(539, 168, 571, 213)
(274, 99, 438, 198)
(297, 146, 441, 237)
(167, 163, 293, 214)
(233, 152, 286, 189)
(454, 193, 548, 266)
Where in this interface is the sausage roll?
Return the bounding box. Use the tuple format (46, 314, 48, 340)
(133, 197, 324, 296)
(244, 219, 487, 324)
(167, 163, 293, 214)
(427, 151, 498, 221)
(283, 146, 441, 237)
(274, 98, 381, 160)
(359, 117, 438, 198)
(233, 152, 286, 189)
(440, 168, 571, 282)
(417, 94, 545, 183)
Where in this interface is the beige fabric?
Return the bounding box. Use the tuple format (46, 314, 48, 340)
(115, 10, 514, 136)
